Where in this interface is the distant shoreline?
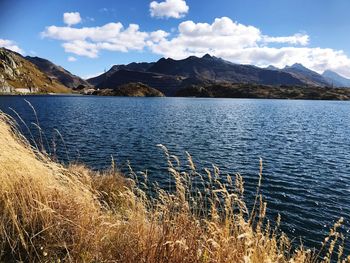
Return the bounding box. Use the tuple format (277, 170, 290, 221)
(1, 94, 350, 102)
(2, 84, 350, 101)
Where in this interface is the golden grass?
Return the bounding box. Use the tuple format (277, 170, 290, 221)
(0, 111, 349, 262)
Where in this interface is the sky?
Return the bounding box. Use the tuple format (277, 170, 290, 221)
(1, 0, 350, 79)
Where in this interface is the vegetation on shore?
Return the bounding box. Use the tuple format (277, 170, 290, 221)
(0, 111, 349, 262)
(92, 82, 165, 97)
(176, 83, 350, 100)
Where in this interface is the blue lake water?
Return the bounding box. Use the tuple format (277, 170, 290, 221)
(0, 95, 349, 251)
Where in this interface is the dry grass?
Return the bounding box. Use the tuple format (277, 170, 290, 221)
(0, 111, 349, 262)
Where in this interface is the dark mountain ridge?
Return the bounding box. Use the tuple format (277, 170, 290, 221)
(89, 54, 335, 96)
(25, 56, 91, 89)
(88, 62, 155, 86)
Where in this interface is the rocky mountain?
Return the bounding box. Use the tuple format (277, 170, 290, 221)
(25, 56, 91, 89)
(322, 70, 350, 87)
(147, 55, 305, 86)
(0, 48, 69, 94)
(282, 63, 330, 87)
(90, 54, 324, 96)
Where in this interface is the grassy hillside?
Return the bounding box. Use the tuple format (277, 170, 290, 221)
(0, 111, 348, 262)
(0, 48, 70, 94)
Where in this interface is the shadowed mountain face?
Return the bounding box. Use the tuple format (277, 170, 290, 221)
(322, 70, 350, 87)
(89, 54, 334, 96)
(0, 48, 69, 93)
(147, 55, 306, 85)
(95, 69, 186, 96)
(26, 56, 91, 89)
(88, 62, 155, 86)
(93, 82, 165, 97)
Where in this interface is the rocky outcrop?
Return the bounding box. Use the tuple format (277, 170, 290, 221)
(93, 82, 165, 97)
(0, 48, 69, 94)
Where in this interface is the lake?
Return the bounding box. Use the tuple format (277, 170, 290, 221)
(0, 95, 349, 251)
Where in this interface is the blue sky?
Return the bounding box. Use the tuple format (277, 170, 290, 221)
(1, 0, 350, 78)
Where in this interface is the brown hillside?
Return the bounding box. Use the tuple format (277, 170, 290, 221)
(0, 48, 70, 94)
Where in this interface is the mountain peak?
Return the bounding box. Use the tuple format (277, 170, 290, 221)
(202, 53, 213, 59)
(287, 63, 308, 70)
(322, 69, 337, 76)
(157, 57, 175, 63)
(322, 70, 350, 87)
(266, 65, 279, 70)
(186, 55, 199, 60)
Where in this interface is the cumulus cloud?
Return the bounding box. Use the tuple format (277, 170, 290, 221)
(62, 40, 98, 58)
(67, 56, 77, 62)
(150, 0, 189, 18)
(63, 12, 82, 26)
(149, 30, 169, 43)
(42, 21, 153, 58)
(0, 39, 24, 54)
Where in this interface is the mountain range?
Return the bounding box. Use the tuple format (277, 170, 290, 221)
(1, 47, 350, 96)
(87, 54, 350, 96)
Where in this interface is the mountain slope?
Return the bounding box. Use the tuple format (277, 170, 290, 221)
(282, 63, 330, 87)
(322, 70, 350, 87)
(148, 54, 305, 86)
(95, 69, 186, 96)
(0, 48, 69, 93)
(26, 56, 91, 89)
(88, 62, 154, 86)
(91, 55, 308, 96)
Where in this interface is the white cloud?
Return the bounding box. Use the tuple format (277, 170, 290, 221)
(263, 33, 309, 46)
(150, 0, 189, 18)
(0, 39, 24, 54)
(67, 56, 77, 62)
(149, 17, 350, 78)
(63, 12, 82, 26)
(62, 40, 98, 58)
(42, 21, 157, 58)
(149, 30, 169, 43)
